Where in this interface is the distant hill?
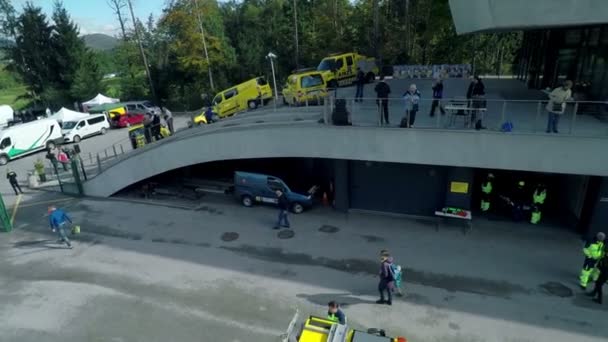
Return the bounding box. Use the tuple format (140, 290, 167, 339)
(82, 34, 119, 51)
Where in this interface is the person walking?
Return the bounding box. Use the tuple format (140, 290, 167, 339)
(429, 78, 446, 117)
(374, 75, 391, 125)
(530, 183, 547, 224)
(580, 232, 606, 289)
(355, 67, 365, 102)
(57, 148, 70, 171)
(327, 301, 347, 324)
(587, 254, 608, 304)
(274, 189, 290, 229)
(402, 84, 421, 128)
(466, 76, 486, 128)
(376, 251, 395, 305)
(48, 206, 73, 249)
(6, 170, 23, 195)
(545, 80, 573, 134)
(162, 107, 174, 135)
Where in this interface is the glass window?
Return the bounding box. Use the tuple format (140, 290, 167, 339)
(212, 95, 222, 105)
(126, 104, 136, 110)
(0, 137, 11, 149)
(77, 121, 86, 128)
(257, 77, 268, 86)
(346, 55, 354, 66)
(317, 59, 336, 71)
(336, 58, 344, 70)
(267, 178, 285, 192)
(87, 116, 105, 125)
(301, 74, 324, 88)
(224, 89, 237, 100)
(62, 121, 77, 129)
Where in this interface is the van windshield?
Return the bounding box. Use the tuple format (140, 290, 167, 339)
(212, 95, 222, 105)
(317, 59, 336, 71)
(62, 121, 78, 129)
(301, 74, 324, 88)
(257, 77, 268, 86)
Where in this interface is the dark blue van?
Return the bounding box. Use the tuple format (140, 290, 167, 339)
(234, 171, 314, 213)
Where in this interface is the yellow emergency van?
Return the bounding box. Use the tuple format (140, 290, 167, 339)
(211, 77, 273, 118)
(282, 70, 328, 106)
(317, 52, 379, 88)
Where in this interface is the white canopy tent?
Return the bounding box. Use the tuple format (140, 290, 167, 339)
(82, 93, 120, 108)
(50, 107, 90, 123)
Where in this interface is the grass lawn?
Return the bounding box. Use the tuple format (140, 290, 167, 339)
(0, 85, 29, 109)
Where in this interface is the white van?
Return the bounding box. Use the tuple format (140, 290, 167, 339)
(0, 119, 63, 165)
(62, 114, 110, 143)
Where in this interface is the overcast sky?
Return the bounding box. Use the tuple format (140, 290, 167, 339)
(17, 0, 167, 36)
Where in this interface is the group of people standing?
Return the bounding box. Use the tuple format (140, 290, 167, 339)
(369, 75, 486, 128)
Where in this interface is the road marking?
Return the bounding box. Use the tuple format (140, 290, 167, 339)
(17, 197, 75, 209)
(10, 194, 22, 224)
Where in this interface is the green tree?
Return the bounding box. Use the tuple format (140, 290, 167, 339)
(50, 0, 86, 102)
(70, 50, 105, 100)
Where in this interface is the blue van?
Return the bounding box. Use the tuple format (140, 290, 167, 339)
(234, 171, 314, 214)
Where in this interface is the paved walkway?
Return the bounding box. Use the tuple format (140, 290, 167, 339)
(0, 191, 606, 342)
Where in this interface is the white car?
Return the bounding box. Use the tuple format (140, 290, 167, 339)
(62, 114, 110, 143)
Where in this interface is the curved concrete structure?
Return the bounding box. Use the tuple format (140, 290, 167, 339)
(84, 120, 608, 197)
(449, 0, 608, 34)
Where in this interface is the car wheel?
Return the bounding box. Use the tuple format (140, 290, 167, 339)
(328, 80, 338, 89)
(0, 155, 8, 166)
(283, 97, 288, 105)
(248, 100, 258, 110)
(242, 195, 253, 207)
(73, 135, 81, 143)
(292, 202, 304, 214)
(46, 141, 56, 150)
(100, 127, 107, 135)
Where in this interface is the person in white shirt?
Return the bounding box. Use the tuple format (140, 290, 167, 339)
(546, 80, 573, 134)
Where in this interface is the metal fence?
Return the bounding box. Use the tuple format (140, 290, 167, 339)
(321, 96, 608, 136)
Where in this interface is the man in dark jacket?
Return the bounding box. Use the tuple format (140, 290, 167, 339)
(430, 78, 446, 117)
(355, 68, 365, 102)
(466, 76, 486, 128)
(274, 190, 290, 229)
(6, 170, 23, 195)
(327, 301, 347, 324)
(374, 75, 391, 125)
(376, 251, 395, 305)
(588, 254, 608, 304)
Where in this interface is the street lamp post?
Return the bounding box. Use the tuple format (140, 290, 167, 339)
(267, 52, 279, 102)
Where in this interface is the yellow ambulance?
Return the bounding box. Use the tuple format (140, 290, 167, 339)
(282, 69, 328, 106)
(317, 52, 379, 88)
(212, 77, 273, 117)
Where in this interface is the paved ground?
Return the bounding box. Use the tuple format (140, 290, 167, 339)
(1, 191, 607, 342)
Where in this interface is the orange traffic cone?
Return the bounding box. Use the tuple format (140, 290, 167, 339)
(322, 192, 329, 206)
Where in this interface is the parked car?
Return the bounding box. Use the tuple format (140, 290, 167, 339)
(114, 113, 146, 128)
(282, 70, 328, 106)
(62, 114, 110, 143)
(0, 119, 63, 165)
(125, 101, 160, 116)
(233, 171, 315, 214)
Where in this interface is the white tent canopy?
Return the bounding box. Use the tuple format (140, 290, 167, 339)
(82, 93, 120, 107)
(50, 107, 89, 123)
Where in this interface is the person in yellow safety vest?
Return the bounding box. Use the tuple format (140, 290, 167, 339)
(580, 232, 606, 289)
(480, 173, 494, 212)
(327, 301, 346, 325)
(530, 184, 547, 224)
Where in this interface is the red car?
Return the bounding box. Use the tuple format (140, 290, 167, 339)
(114, 113, 145, 128)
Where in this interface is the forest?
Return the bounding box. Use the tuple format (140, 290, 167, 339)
(0, 0, 521, 110)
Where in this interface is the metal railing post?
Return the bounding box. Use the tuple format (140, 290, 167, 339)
(570, 102, 579, 135)
(104, 149, 108, 159)
(120, 144, 125, 154)
(501, 101, 507, 128)
(88, 152, 93, 165)
(112, 145, 118, 158)
(351, 99, 356, 125)
(96, 154, 102, 174)
(534, 101, 542, 133)
(436, 100, 441, 128)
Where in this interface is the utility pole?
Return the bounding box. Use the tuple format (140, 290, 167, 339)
(372, 0, 379, 60)
(127, 0, 157, 102)
(293, 0, 299, 69)
(193, 0, 215, 91)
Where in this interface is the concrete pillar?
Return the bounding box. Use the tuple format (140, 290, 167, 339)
(587, 177, 608, 237)
(333, 159, 349, 212)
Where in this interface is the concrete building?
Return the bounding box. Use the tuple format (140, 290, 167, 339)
(450, 0, 608, 101)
